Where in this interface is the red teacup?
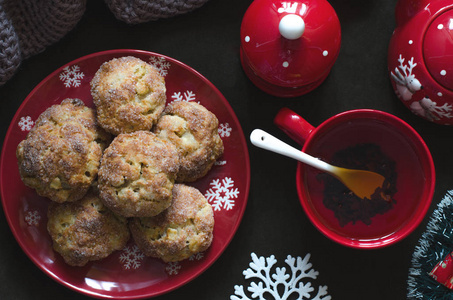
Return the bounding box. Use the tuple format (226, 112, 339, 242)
(274, 107, 435, 248)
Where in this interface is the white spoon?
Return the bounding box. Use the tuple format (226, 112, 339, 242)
(250, 129, 386, 200)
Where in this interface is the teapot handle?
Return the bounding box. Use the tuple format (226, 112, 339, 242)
(273, 107, 315, 146)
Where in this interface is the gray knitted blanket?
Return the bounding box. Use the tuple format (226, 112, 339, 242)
(0, 0, 210, 86)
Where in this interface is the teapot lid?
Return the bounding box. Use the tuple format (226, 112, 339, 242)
(423, 8, 453, 91)
(240, 0, 341, 91)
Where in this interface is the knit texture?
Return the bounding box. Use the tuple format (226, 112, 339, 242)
(0, 1, 21, 86)
(0, 0, 86, 85)
(0, 0, 210, 86)
(105, 0, 210, 24)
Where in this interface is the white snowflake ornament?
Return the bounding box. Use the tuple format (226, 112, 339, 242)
(231, 253, 331, 300)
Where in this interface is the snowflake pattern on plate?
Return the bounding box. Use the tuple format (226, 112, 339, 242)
(189, 252, 205, 261)
(214, 160, 227, 166)
(215, 123, 231, 166)
(59, 65, 85, 88)
(25, 210, 41, 226)
(205, 177, 239, 211)
(231, 253, 331, 300)
(218, 123, 232, 138)
(163, 252, 206, 275)
(171, 90, 197, 103)
(166, 262, 182, 275)
(18, 116, 34, 131)
(149, 56, 171, 77)
(119, 245, 145, 270)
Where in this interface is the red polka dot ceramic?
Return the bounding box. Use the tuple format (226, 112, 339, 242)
(240, 0, 341, 97)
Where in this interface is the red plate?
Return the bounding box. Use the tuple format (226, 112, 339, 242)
(0, 50, 250, 299)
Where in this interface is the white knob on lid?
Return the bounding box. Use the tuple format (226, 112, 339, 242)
(279, 14, 305, 40)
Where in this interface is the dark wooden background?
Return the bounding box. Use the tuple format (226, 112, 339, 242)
(1, 0, 451, 299)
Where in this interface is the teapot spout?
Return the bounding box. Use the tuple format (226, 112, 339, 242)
(395, 0, 433, 26)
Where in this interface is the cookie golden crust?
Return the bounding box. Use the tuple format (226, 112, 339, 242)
(129, 184, 214, 262)
(98, 131, 179, 217)
(47, 191, 130, 267)
(90, 56, 166, 135)
(154, 101, 224, 182)
(16, 98, 111, 203)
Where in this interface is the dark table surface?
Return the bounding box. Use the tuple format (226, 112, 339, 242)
(1, 0, 451, 299)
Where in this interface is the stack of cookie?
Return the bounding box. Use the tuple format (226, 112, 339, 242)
(16, 56, 223, 266)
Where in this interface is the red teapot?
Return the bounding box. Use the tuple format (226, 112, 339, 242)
(240, 0, 341, 97)
(388, 0, 453, 124)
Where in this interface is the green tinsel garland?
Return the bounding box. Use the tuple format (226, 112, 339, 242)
(408, 190, 453, 299)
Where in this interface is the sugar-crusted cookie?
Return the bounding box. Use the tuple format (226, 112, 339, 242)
(16, 98, 111, 203)
(98, 131, 179, 217)
(47, 191, 130, 266)
(91, 56, 166, 135)
(154, 101, 223, 182)
(129, 184, 214, 262)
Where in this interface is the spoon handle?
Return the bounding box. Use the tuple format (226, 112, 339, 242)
(250, 129, 332, 172)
